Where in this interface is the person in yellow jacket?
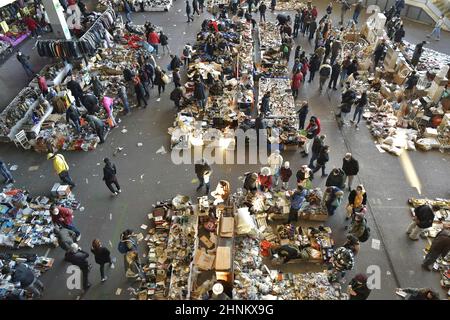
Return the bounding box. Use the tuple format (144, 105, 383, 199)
(47, 153, 76, 187)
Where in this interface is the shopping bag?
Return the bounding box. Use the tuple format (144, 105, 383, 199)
(346, 204, 353, 218)
(107, 117, 115, 128)
(162, 73, 171, 84)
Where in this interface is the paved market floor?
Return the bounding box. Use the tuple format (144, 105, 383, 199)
(0, 1, 449, 300)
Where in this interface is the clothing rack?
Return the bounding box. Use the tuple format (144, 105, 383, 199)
(80, 6, 116, 42)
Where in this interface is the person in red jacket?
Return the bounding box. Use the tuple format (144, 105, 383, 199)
(258, 167, 273, 192)
(311, 6, 318, 19)
(147, 29, 160, 55)
(50, 204, 81, 240)
(23, 16, 40, 38)
(291, 70, 303, 99)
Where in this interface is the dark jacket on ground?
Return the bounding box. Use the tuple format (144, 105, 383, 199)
(91, 246, 111, 265)
(414, 205, 435, 228)
(342, 157, 359, 176)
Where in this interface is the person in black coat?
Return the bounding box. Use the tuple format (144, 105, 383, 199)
(154, 66, 166, 97)
(91, 76, 104, 98)
(133, 76, 148, 108)
(326, 168, 345, 189)
(103, 157, 121, 195)
(123, 67, 135, 82)
(346, 59, 358, 77)
(172, 68, 181, 88)
(66, 104, 81, 133)
(261, 91, 271, 115)
(81, 93, 100, 115)
(169, 54, 183, 71)
(85, 114, 106, 144)
(91, 239, 114, 282)
(406, 204, 435, 240)
(194, 80, 207, 109)
(195, 158, 212, 194)
(308, 54, 321, 82)
(65, 243, 91, 290)
(328, 61, 341, 90)
(348, 274, 371, 300)
(308, 134, 326, 168)
(373, 39, 386, 68)
(3, 263, 44, 297)
(311, 145, 329, 178)
(170, 86, 184, 109)
(393, 24, 405, 43)
(308, 19, 317, 41)
(411, 41, 427, 67)
(186, 0, 193, 23)
(67, 76, 84, 107)
(342, 153, 359, 190)
(296, 101, 309, 130)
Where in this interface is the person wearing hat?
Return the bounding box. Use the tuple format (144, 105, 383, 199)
(210, 282, 231, 300)
(2, 263, 44, 298)
(325, 167, 345, 189)
(342, 153, 359, 191)
(421, 222, 450, 270)
(47, 153, 75, 188)
(103, 158, 121, 196)
(243, 172, 259, 193)
(50, 204, 81, 241)
(267, 150, 283, 187)
(280, 161, 292, 190)
(64, 243, 91, 290)
(348, 211, 367, 240)
(258, 167, 273, 192)
(347, 273, 371, 300)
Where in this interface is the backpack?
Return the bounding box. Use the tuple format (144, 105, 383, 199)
(183, 47, 189, 57)
(320, 66, 331, 77)
(358, 224, 371, 243)
(118, 241, 128, 254)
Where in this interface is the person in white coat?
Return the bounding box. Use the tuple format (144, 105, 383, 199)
(267, 150, 284, 187)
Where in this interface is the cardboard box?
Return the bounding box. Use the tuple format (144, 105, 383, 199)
(51, 183, 61, 197)
(424, 127, 438, 138)
(194, 250, 215, 270)
(215, 246, 231, 270)
(309, 213, 329, 222)
(220, 217, 234, 238)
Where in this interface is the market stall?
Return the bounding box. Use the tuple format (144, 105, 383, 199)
(99, 0, 173, 12)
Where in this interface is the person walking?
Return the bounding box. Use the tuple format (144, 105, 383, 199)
(186, 0, 194, 23)
(66, 104, 81, 133)
(302, 116, 321, 157)
(308, 54, 320, 82)
(328, 61, 341, 90)
(308, 134, 326, 169)
(342, 153, 359, 191)
(297, 101, 309, 130)
(339, 0, 351, 25)
(259, 1, 267, 22)
(160, 31, 171, 54)
(394, 23, 405, 43)
(85, 114, 107, 143)
(123, 0, 132, 23)
(373, 39, 386, 68)
(348, 274, 371, 300)
(271, 0, 276, 12)
(50, 204, 81, 240)
(267, 150, 283, 187)
(427, 15, 445, 41)
(91, 239, 115, 282)
(326, 168, 346, 189)
(311, 145, 330, 178)
(133, 75, 148, 108)
(324, 186, 344, 216)
(195, 159, 212, 194)
(172, 68, 181, 88)
(154, 67, 167, 97)
(318, 59, 332, 92)
(394, 0, 405, 16)
(351, 92, 368, 129)
(192, 0, 200, 15)
(4, 263, 44, 298)
(406, 204, 435, 241)
(16, 51, 35, 77)
(291, 69, 303, 99)
(422, 223, 450, 270)
(147, 29, 160, 55)
(103, 158, 121, 196)
(169, 54, 183, 71)
(280, 161, 292, 190)
(182, 43, 194, 66)
(47, 153, 76, 188)
(0, 160, 15, 184)
(352, 0, 363, 24)
(65, 243, 91, 290)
